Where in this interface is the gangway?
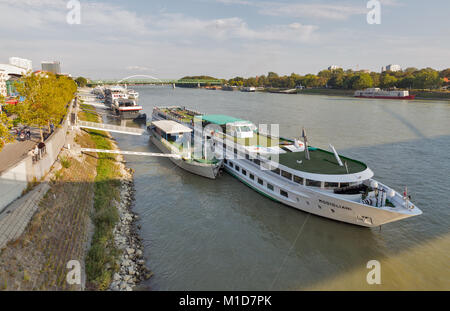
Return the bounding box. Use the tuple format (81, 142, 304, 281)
(80, 148, 181, 159)
(78, 121, 146, 136)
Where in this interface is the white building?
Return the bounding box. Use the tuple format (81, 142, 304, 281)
(0, 70, 7, 97)
(385, 64, 401, 72)
(9, 57, 32, 72)
(0, 63, 27, 76)
(328, 65, 342, 71)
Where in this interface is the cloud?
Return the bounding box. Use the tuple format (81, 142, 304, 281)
(216, 0, 403, 20)
(258, 3, 366, 20)
(148, 14, 317, 43)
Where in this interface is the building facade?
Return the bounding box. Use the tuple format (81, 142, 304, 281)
(41, 61, 61, 74)
(385, 64, 401, 72)
(0, 70, 7, 97)
(9, 57, 32, 72)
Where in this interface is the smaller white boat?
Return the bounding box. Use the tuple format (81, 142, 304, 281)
(127, 89, 139, 99)
(241, 86, 256, 92)
(148, 120, 223, 179)
(112, 98, 143, 119)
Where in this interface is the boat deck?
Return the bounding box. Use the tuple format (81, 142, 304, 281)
(278, 148, 367, 175)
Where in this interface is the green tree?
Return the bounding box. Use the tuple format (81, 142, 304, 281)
(75, 76, 88, 87)
(352, 73, 373, 89)
(11, 72, 76, 142)
(413, 69, 441, 89)
(380, 74, 398, 88)
(0, 94, 14, 151)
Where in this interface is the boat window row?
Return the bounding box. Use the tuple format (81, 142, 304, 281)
(224, 159, 292, 200)
(242, 156, 354, 189)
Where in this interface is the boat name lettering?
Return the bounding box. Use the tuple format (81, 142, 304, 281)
(318, 199, 352, 211)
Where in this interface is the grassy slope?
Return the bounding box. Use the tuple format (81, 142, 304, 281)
(79, 104, 121, 290)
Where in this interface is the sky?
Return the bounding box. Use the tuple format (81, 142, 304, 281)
(0, 0, 449, 79)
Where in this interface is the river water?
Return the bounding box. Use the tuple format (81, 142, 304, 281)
(108, 86, 450, 290)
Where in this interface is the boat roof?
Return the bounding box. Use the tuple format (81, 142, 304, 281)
(200, 114, 246, 125)
(277, 148, 367, 175)
(152, 120, 192, 134)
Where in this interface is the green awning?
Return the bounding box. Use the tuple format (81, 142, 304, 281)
(198, 114, 245, 125)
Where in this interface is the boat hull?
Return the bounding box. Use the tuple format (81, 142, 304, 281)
(355, 95, 415, 100)
(223, 159, 419, 227)
(150, 135, 222, 179)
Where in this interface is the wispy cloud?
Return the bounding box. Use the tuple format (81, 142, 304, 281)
(215, 0, 403, 20)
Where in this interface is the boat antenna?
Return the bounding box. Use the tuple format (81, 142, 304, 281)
(302, 127, 310, 160)
(329, 144, 344, 166)
(344, 161, 349, 174)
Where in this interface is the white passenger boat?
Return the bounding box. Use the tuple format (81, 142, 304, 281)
(104, 85, 128, 106)
(152, 106, 422, 227)
(111, 98, 144, 119)
(127, 89, 139, 99)
(148, 120, 223, 179)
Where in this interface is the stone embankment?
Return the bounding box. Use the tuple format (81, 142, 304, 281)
(109, 158, 152, 291)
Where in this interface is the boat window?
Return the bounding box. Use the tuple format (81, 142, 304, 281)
(249, 173, 255, 180)
(258, 178, 264, 185)
(245, 154, 250, 160)
(306, 179, 321, 187)
(294, 175, 303, 184)
(235, 165, 240, 171)
(242, 169, 247, 176)
(224, 159, 228, 164)
(281, 170, 292, 180)
(271, 168, 280, 175)
(267, 183, 274, 191)
(229, 162, 234, 168)
(280, 190, 288, 198)
(324, 182, 339, 188)
(339, 182, 350, 188)
(253, 159, 260, 165)
(234, 148, 238, 155)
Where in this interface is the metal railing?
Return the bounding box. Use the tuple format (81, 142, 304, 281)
(78, 121, 145, 136)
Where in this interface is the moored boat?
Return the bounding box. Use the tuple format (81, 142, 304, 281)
(152, 106, 422, 227)
(148, 120, 223, 179)
(111, 98, 144, 119)
(354, 88, 415, 99)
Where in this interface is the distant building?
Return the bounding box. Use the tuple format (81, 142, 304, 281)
(384, 64, 401, 72)
(9, 57, 32, 72)
(328, 65, 342, 71)
(41, 61, 61, 74)
(0, 70, 7, 97)
(0, 63, 27, 76)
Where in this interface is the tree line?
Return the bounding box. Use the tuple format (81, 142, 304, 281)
(0, 72, 77, 151)
(226, 68, 450, 90)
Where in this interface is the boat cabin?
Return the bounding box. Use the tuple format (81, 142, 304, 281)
(151, 120, 193, 143)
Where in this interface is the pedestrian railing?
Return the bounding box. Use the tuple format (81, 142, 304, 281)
(77, 121, 145, 136)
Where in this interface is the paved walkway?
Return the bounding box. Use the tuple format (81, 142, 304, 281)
(0, 182, 50, 249)
(0, 128, 41, 174)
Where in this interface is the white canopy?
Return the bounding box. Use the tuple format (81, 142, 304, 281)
(152, 120, 192, 134)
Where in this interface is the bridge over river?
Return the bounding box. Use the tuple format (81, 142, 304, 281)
(89, 75, 222, 86)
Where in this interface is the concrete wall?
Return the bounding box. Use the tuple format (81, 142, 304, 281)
(0, 102, 74, 213)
